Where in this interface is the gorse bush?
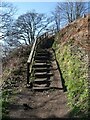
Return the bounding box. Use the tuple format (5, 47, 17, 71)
(53, 37, 88, 116)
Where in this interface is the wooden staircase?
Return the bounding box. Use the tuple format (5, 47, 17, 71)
(32, 48, 53, 90)
(27, 31, 55, 91)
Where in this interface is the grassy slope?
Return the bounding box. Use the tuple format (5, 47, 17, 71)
(1, 45, 31, 117)
(53, 16, 89, 117)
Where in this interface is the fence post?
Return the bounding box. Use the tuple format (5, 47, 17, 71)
(27, 63, 30, 85)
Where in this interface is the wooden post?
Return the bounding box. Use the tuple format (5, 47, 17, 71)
(27, 63, 30, 84)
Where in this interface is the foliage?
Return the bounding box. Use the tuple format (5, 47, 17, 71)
(0, 90, 10, 118)
(53, 37, 89, 117)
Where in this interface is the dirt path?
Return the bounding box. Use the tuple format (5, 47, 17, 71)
(6, 49, 70, 119)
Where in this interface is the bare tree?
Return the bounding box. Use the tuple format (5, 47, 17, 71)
(12, 11, 52, 45)
(0, 2, 17, 56)
(52, 7, 61, 32)
(0, 2, 16, 39)
(53, 2, 88, 25)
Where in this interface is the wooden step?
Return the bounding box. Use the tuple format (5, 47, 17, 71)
(36, 49, 48, 52)
(35, 55, 50, 58)
(33, 86, 50, 91)
(36, 51, 49, 54)
(34, 60, 50, 63)
(35, 72, 47, 75)
(34, 78, 47, 82)
(33, 67, 51, 70)
(34, 83, 47, 87)
(35, 56, 49, 58)
(34, 63, 47, 65)
(36, 53, 49, 56)
(33, 67, 48, 72)
(33, 63, 51, 66)
(33, 63, 51, 68)
(35, 71, 53, 75)
(34, 72, 53, 78)
(36, 51, 49, 53)
(34, 56, 49, 60)
(34, 78, 51, 84)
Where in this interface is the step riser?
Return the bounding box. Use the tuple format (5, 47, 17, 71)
(34, 69, 48, 72)
(36, 52, 51, 54)
(32, 87, 50, 91)
(35, 54, 50, 56)
(33, 65, 51, 68)
(35, 56, 49, 59)
(34, 60, 49, 63)
(35, 57, 52, 60)
(36, 50, 48, 52)
(36, 53, 50, 56)
(36, 49, 48, 51)
(35, 74, 53, 78)
(34, 81, 50, 84)
(35, 53, 49, 56)
(35, 56, 50, 58)
(34, 58, 49, 60)
(34, 84, 47, 87)
(35, 75, 47, 78)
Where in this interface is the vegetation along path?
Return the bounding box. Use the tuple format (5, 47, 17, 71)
(2, 35, 70, 119)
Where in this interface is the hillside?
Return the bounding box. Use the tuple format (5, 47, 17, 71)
(53, 14, 89, 117)
(56, 14, 89, 50)
(2, 45, 31, 88)
(2, 45, 31, 117)
(1, 15, 90, 119)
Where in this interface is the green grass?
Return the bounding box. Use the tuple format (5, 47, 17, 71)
(2, 90, 9, 113)
(53, 36, 89, 117)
